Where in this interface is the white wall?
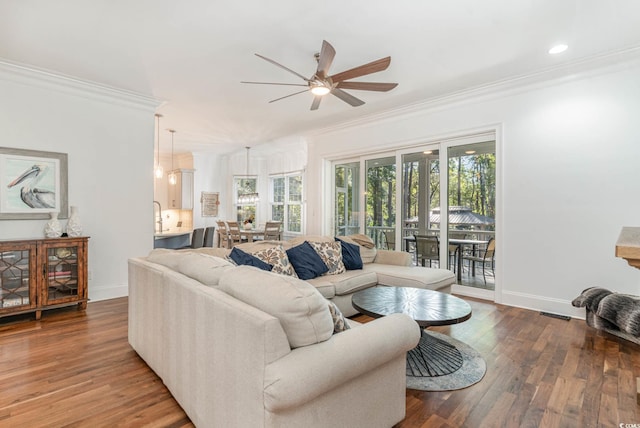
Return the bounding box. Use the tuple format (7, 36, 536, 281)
(192, 151, 225, 229)
(305, 59, 640, 317)
(0, 62, 157, 301)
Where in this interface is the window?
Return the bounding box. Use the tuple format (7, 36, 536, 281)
(270, 173, 303, 234)
(234, 177, 258, 223)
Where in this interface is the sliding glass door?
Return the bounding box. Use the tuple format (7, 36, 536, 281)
(331, 133, 497, 296)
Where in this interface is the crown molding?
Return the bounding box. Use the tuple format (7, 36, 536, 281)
(0, 59, 160, 111)
(308, 45, 640, 138)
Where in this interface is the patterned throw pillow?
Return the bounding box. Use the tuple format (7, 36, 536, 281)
(253, 245, 298, 278)
(328, 301, 351, 333)
(309, 241, 346, 275)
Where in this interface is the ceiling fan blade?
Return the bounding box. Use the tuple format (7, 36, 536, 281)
(255, 53, 311, 82)
(241, 81, 308, 87)
(331, 88, 365, 107)
(310, 96, 322, 111)
(315, 40, 336, 79)
(336, 81, 398, 92)
(330, 56, 392, 83)
(268, 89, 309, 103)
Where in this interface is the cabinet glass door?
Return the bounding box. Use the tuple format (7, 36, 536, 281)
(0, 246, 36, 310)
(45, 244, 81, 303)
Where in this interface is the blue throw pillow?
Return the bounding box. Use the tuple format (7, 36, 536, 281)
(286, 241, 329, 280)
(229, 247, 273, 272)
(335, 237, 363, 270)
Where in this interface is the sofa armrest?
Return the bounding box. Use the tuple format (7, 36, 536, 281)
(263, 313, 420, 411)
(374, 249, 412, 266)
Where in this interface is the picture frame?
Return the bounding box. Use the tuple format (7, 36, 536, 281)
(200, 191, 219, 217)
(0, 147, 69, 220)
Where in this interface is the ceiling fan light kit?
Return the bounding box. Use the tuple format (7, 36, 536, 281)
(242, 40, 398, 110)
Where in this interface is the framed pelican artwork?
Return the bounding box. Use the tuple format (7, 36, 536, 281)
(0, 147, 68, 220)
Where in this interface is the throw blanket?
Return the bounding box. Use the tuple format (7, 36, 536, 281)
(349, 234, 375, 249)
(572, 287, 640, 337)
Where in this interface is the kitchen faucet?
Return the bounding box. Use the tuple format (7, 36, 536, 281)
(153, 200, 163, 233)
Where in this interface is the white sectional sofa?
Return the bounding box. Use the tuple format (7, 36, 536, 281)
(127, 234, 456, 427)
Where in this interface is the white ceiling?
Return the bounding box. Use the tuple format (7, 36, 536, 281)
(2, 1, 640, 155)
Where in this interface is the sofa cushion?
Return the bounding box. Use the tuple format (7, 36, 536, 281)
(328, 301, 351, 333)
(175, 252, 235, 286)
(253, 245, 298, 278)
(229, 247, 273, 271)
(338, 235, 377, 264)
(218, 266, 334, 348)
(147, 248, 187, 270)
(307, 269, 378, 297)
(309, 241, 346, 275)
(365, 264, 455, 291)
(286, 242, 329, 280)
(335, 237, 363, 270)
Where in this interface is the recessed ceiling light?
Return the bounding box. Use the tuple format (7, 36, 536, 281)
(423, 150, 433, 154)
(465, 150, 476, 154)
(548, 44, 568, 55)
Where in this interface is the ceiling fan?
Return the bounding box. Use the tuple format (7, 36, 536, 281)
(241, 40, 398, 110)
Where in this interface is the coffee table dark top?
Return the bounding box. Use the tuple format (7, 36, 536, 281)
(352, 286, 472, 327)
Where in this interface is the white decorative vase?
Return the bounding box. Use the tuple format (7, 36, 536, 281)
(243, 222, 252, 230)
(44, 212, 62, 238)
(66, 206, 83, 237)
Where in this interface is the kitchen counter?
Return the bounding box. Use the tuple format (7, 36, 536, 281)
(154, 229, 192, 249)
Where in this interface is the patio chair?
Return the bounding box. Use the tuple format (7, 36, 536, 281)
(462, 237, 495, 284)
(383, 230, 396, 250)
(414, 235, 439, 267)
(415, 235, 459, 270)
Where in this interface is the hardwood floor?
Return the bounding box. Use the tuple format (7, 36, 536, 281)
(0, 297, 638, 427)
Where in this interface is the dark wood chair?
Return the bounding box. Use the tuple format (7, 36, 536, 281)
(203, 226, 215, 247)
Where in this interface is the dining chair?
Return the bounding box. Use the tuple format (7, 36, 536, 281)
(462, 237, 495, 284)
(203, 226, 215, 247)
(216, 220, 230, 248)
(225, 221, 245, 247)
(383, 230, 396, 250)
(263, 221, 282, 240)
(180, 228, 204, 249)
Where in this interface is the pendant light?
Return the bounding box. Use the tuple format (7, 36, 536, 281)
(154, 114, 164, 179)
(167, 129, 177, 185)
(237, 146, 259, 204)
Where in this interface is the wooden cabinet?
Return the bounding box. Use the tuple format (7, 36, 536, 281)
(0, 237, 89, 320)
(168, 168, 194, 209)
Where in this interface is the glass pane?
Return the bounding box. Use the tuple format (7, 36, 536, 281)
(47, 246, 80, 301)
(237, 205, 256, 223)
(401, 150, 440, 254)
(365, 156, 396, 249)
(287, 205, 301, 232)
(272, 177, 285, 203)
(288, 175, 302, 202)
(447, 141, 496, 290)
(272, 205, 284, 221)
(334, 162, 360, 236)
(0, 249, 31, 308)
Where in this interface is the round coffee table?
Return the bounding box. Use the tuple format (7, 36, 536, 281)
(352, 286, 472, 377)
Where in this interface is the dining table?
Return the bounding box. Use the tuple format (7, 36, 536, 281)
(402, 235, 488, 281)
(240, 228, 266, 243)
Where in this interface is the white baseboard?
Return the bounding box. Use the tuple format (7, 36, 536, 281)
(88, 284, 128, 302)
(451, 286, 586, 319)
(451, 284, 495, 301)
(500, 290, 585, 319)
